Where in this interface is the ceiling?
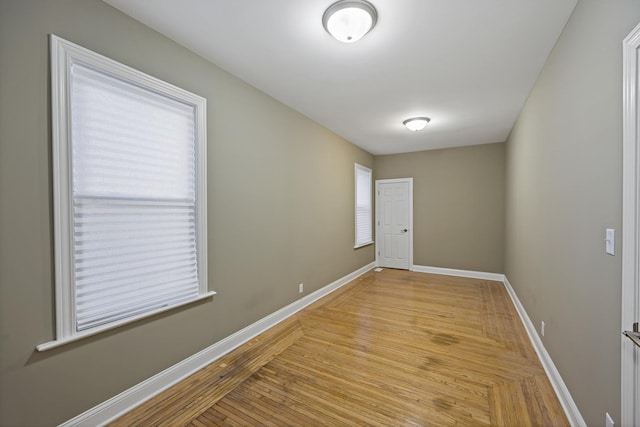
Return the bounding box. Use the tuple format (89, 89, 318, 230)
(103, 0, 577, 155)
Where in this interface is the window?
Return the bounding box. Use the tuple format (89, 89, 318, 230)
(355, 163, 373, 248)
(40, 35, 213, 350)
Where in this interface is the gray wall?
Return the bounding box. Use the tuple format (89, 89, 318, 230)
(375, 143, 505, 273)
(0, 1, 374, 425)
(504, 1, 640, 424)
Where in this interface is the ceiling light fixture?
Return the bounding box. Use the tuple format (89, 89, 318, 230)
(322, 0, 378, 43)
(403, 117, 431, 131)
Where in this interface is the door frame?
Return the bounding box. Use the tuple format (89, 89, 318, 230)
(375, 178, 414, 270)
(621, 20, 640, 427)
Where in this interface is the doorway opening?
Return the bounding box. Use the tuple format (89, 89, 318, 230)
(621, 20, 640, 427)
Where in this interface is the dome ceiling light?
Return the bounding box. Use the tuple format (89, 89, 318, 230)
(403, 117, 431, 131)
(322, 0, 378, 43)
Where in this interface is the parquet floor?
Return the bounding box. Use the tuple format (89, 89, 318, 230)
(111, 269, 569, 426)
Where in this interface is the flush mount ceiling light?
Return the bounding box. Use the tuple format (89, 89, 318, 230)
(403, 117, 431, 131)
(322, 0, 378, 43)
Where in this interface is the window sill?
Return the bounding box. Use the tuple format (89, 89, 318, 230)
(36, 291, 216, 352)
(354, 241, 374, 249)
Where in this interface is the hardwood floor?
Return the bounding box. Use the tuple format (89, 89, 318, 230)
(110, 269, 569, 426)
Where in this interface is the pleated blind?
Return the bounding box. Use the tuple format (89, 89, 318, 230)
(70, 63, 199, 331)
(355, 164, 372, 247)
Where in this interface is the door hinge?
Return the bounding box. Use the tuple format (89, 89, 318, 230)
(634, 322, 639, 333)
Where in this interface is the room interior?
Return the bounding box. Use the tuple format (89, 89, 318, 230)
(1, 0, 639, 426)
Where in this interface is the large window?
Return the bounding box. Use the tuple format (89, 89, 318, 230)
(40, 36, 213, 350)
(354, 163, 373, 248)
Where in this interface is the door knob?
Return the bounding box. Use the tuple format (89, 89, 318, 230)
(623, 330, 640, 348)
(401, 229, 408, 233)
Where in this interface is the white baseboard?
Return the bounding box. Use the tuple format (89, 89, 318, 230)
(411, 264, 505, 282)
(502, 276, 586, 427)
(61, 262, 376, 427)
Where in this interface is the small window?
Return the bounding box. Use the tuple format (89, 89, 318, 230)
(354, 163, 373, 248)
(42, 35, 213, 349)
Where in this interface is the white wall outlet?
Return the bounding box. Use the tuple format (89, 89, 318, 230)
(606, 412, 615, 427)
(541, 321, 545, 337)
(298, 283, 304, 294)
(605, 228, 615, 255)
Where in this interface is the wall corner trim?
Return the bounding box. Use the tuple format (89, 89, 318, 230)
(60, 262, 376, 427)
(502, 275, 587, 427)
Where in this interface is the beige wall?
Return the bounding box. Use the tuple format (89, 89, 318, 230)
(504, 1, 640, 424)
(375, 143, 505, 273)
(0, 1, 374, 425)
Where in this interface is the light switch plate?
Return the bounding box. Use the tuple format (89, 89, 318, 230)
(606, 228, 615, 255)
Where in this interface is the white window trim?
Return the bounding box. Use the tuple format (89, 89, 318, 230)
(38, 35, 213, 352)
(354, 163, 374, 249)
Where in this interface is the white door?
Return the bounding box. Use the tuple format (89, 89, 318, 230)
(376, 178, 412, 270)
(622, 20, 640, 427)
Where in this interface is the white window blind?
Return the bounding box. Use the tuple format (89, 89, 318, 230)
(71, 64, 200, 331)
(42, 35, 211, 349)
(355, 164, 373, 248)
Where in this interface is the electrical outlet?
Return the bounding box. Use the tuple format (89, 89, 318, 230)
(541, 321, 545, 337)
(298, 283, 304, 294)
(606, 412, 615, 427)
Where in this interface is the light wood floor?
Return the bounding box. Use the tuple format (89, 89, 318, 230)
(111, 269, 569, 426)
